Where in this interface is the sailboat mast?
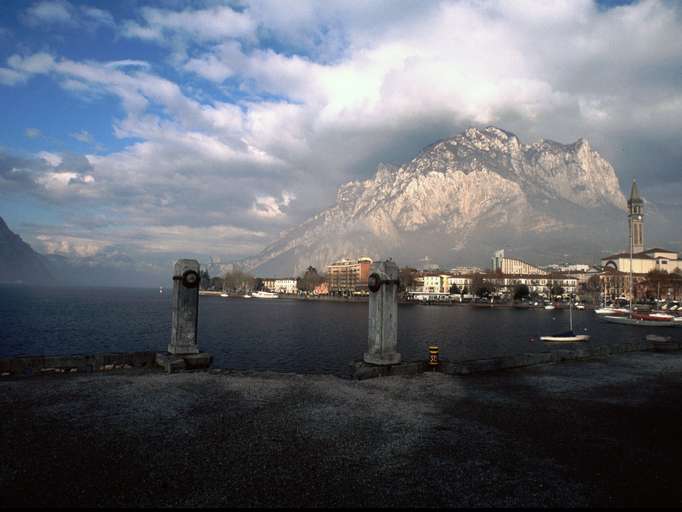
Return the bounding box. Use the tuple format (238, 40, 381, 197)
(629, 209, 634, 316)
(569, 299, 573, 332)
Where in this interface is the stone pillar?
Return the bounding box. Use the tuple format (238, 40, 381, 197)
(364, 259, 401, 366)
(156, 259, 212, 372)
(169, 259, 201, 355)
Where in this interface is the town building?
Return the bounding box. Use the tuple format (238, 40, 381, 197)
(599, 180, 681, 301)
(261, 277, 299, 294)
(450, 266, 483, 275)
(327, 257, 373, 294)
(491, 249, 548, 275)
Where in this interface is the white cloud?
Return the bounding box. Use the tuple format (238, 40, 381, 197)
(5, 0, 682, 265)
(25, 127, 42, 139)
(24, 0, 75, 27)
(122, 5, 256, 44)
(71, 130, 92, 143)
(37, 151, 62, 166)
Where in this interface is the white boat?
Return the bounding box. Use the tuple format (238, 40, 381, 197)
(541, 333, 590, 342)
(544, 304, 555, 310)
(649, 312, 674, 320)
(541, 301, 590, 343)
(242, 294, 252, 298)
(575, 303, 585, 310)
(220, 293, 229, 298)
(252, 291, 279, 299)
(595, 306, 630, 315)
(603, 314, 678, 327)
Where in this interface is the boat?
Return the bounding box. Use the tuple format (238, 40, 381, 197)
(602, 315, 678, 327)
(575, 303, 585, 310)
(595, 307, 629, 316)
(544, 304, 555, 310)
(540, 300, 590, 342)
(540, 332, 590, 342)
(242, 294, 252, 298)
(220, 293, 229, 298)
(252, 291, 279, 299)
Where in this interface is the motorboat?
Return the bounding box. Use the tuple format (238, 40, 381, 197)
(544, 304, 556, 310)
(575, 303, 585, 310)
(220, 293, 229, 298)
(252, 291, 279, 299)
(242, 294, 252, 298)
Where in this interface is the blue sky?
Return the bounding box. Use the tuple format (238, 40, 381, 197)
(1, 0, 681, 267)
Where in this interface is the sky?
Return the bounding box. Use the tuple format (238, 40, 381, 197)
(1, 0, 681, 271)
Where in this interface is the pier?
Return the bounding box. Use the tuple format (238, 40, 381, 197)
(2, 350, 682, 507)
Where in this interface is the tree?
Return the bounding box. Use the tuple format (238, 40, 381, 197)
(223, 269, 255, 292)
(399, 267, 417, 292)
(512, 284, 530, 301)
(199, 269, 210, 290)
(450, 283, 461, 295)
(471, 273, 486, 297)
(550, 285, 565, 298)
(299, 266, 325, 292)
(254, 278, 264, 291)
(209, 276, 224, 291)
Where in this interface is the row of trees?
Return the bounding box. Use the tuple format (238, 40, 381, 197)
(200, 266, 327, 293)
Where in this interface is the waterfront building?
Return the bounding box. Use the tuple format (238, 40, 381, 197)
(274, 278, 298, 294)
(261, 277, 299, 294)
(485, 274, 578, 298)
(598, 180, 681, 301)
(327, 257, 373, 294)
(491, 249, 548, 276)
(450, 266, 483, 275)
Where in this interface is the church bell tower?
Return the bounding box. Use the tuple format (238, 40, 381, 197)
(628, 179, 644, 254)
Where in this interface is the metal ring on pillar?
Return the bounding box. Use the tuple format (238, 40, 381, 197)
(182, 269, 200, 288)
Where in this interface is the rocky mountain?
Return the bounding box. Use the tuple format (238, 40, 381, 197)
(240, 127, 634, 276)
(0, 216, 54, 284)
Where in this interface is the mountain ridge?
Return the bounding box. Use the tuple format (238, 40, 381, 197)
(238, 126, 630, 275)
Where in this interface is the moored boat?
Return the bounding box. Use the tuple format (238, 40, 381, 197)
(540, 331, 590, 342)
(602, 314, 679, 327)
(252, 291, 279, 299)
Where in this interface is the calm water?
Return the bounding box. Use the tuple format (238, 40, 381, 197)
(1, 285, 675, 376)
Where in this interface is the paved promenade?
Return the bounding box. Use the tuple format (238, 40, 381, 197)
(2, 351, 682, 507)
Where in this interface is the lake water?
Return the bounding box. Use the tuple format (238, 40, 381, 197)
(1, 285, 675, 376)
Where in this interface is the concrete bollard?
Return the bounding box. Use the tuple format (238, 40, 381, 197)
(157, 259, 212, 372)
(169, 259, 201, 355)
(364, 259, 401, 366)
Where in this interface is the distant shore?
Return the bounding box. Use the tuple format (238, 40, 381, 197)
(199, 291, 604, 309)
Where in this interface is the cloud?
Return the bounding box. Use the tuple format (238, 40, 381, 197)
(3, 0, 682, 267)
(23, 0, 75, 27)
(21, 0, 115, 31)
(25, 127, 42, 139)
(70, 130, 92, 143)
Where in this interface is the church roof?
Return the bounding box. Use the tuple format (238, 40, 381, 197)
(602, 248, 678, 260)
(628, 179, 643, 204)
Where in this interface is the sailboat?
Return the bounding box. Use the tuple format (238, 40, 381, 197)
(541, 300, 590, 342)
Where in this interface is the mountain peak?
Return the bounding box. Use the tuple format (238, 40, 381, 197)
(239, 127, 628, 275)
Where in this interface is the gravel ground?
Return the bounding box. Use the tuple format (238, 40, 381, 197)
(2, 351, 682, 508)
